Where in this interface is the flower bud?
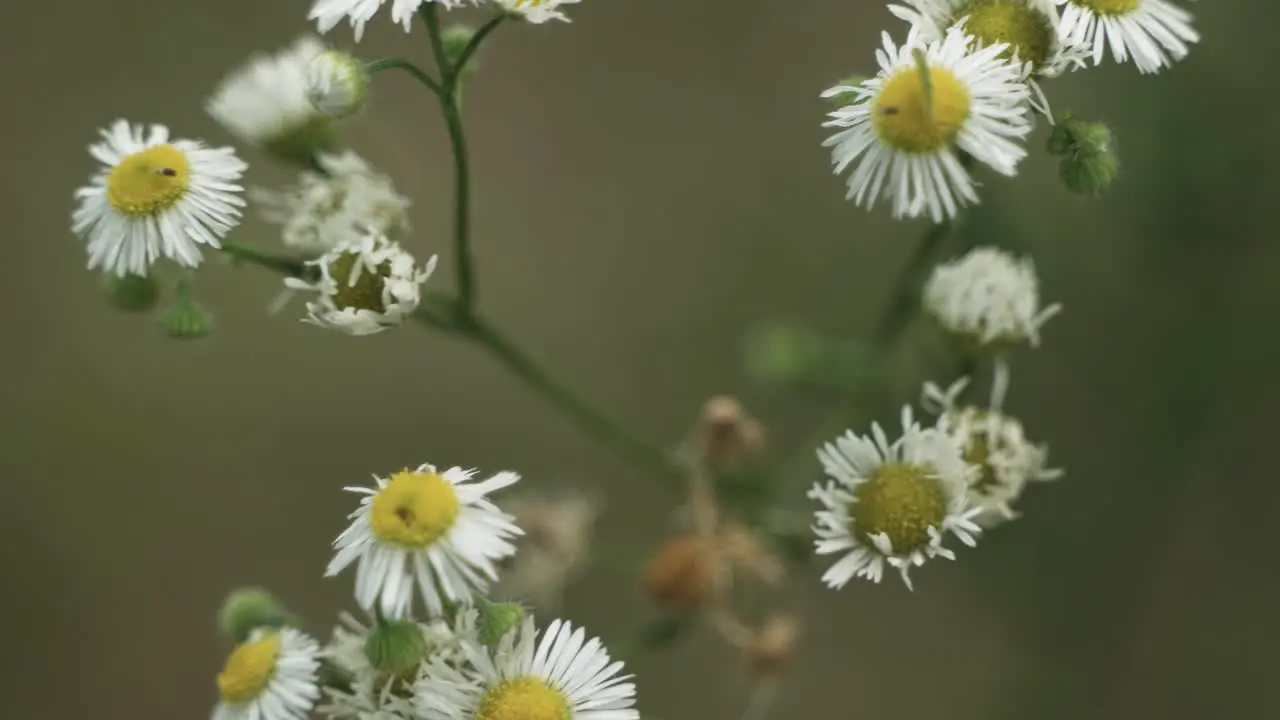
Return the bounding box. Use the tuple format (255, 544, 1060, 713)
(103, 272, 160, 313)
(742, 614, 801, 679)
(1047, 115, 1119, 198)
(218, 588, 297, 644)
(364, 617, 429, 683)
(697, 396, 765, 474)
(158, 298, 212, 340)
(475, 596, 527, 646)
(307, 50, 368, 119)
(643, 534, 721, 610)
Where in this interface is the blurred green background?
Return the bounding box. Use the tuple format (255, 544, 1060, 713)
(3, 0, 1278, 718)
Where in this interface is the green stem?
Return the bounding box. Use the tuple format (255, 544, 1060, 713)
(221, 242, 308, 277)
(456, 313, 685, 487)
(455, 14, 507, 77)
(421, 4, 480, 313)
(363, 57, 443, 96)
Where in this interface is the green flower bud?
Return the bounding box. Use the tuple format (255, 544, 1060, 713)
(442, 26, 479, 78)
(1046, 114, 1119, 197)
(364, 618, 429, 683)
(218, 588, 297, 643)
(103, 272, 160, 313)
(476, 596, 526, 646)
(308, 51, 368, 119)
(158, 299, 213, 340)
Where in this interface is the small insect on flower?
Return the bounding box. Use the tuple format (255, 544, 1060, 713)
(821, 27, 1032, 222)
(72, 120, 247, 277)
(326, 462, 522, 619)
(414, 616, 639, 720)
(1055, 0, 1198, 74)
(810, 405, 982, 590)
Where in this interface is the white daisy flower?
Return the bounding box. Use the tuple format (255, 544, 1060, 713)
(309, 0, 472, 42)
(495, 0, 581, 23)
(206, 36, 337, 163)
(72, 120, 246, 277)
(888, 0, 1089, 115)
(326, 463, 522, 619)
(922, 361, 1063, 527)
(253, 152, 411, 256)
(821, 26, 1033, 222)
(284, 230, 437, 335)
(213, 627, 322, 720)
(319, 610, 477, 719)
(923, 245, 1062, 347)
(810, 405, 982, 590)
(414, 616, 638, 720)
(1055, 0, 1198, 74)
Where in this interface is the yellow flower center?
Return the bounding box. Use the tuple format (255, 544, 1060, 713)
(106, 145, 190, 217)
(369, 470, 461, 548)
(216, 632, 280, 704)
(327, 251, 392, 313)
(1071, 0, 1139, 15)
(850, 462, 949, 553)
(958, 1, 1055, 70)
(477, 677, 571, 720)
(874, 65, 971, 153)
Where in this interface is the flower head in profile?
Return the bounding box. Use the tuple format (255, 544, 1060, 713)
(414, 616, 638, 720)
(810, 405, 982, 590)
(496, 0, 581, 23)
(924, 245, 1062, 348)
(284, 230, 437, 335)
(253, 152, 411, 257)
(309, 0, 473, 42)
(326, 463, 522, 619)
(72, 120, 246, 276)
(213, 627, 322, 720)
(307, 51, 370, 118)
(206, 36, 337, 165)
(1055, 0, 1198, 74)
(922, 362, 1062, 527)
(822, 27, 1032, 222)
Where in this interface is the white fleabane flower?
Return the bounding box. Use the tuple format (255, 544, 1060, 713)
(213, 628, 322, 720)
(206, 37, 337, 163)
(821, 27, 1032, 222)
(252, 152, 411, 256)
(810, 405, 982, 590)
(326, 463, 522, 619)
(922, 362, 1062, 527)
(309, 0, 472, 42)
(415, 616, 638, 720)
(888, 0, 1089, 115)
(284, 230, 437, 335)
(1055, 0, 1197, 74)
(72, 120, 246, 276)
(496, 0, 581, 23)
(924, 245, 1062, 347)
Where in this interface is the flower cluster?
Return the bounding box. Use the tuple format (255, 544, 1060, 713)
(210, 462, 636, 720)
(823, 0, 1198, 220)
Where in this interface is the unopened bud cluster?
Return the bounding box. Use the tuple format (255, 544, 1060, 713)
(1047, 115, 1119, 197)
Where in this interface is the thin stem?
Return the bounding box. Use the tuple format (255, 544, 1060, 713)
(363, 57, 443, 96)
(456, 313, 686, 487)
(421, 4, 479, 313)
(455, 14, 507, 77)
(221, 242, 307, 277)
